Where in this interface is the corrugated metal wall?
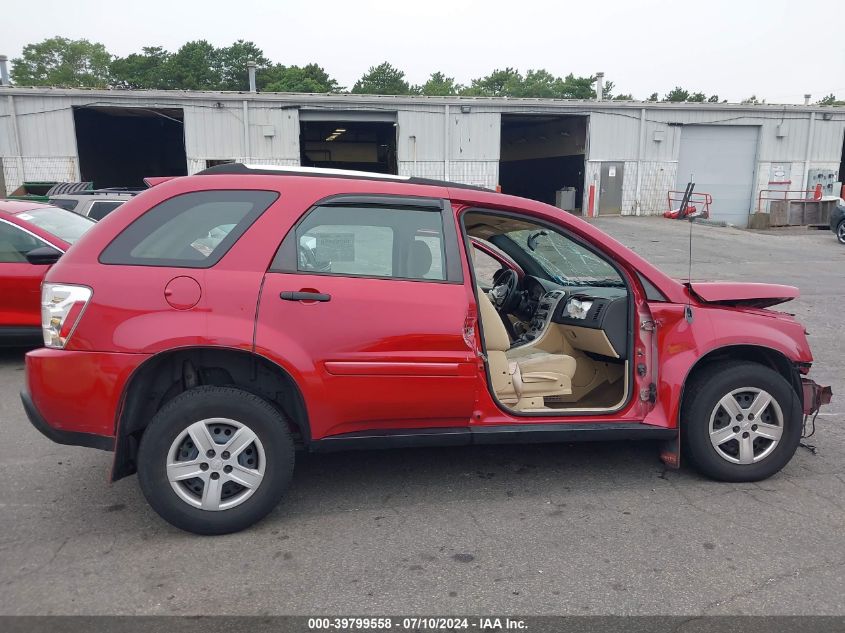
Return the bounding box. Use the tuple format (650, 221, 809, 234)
(2, 89, 843, 221)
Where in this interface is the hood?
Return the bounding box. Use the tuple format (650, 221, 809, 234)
(689, 282, 799, 309)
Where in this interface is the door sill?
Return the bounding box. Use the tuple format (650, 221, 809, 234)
(310, 422, 675, 452)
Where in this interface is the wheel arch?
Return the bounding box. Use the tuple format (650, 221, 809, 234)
(680, 344, 803, 422)
(111, 346, 310, 481)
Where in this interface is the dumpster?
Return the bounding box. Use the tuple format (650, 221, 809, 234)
(6, 181, 93, 202)
(6, 181, 61, 202)
(555, 187, 576, 211)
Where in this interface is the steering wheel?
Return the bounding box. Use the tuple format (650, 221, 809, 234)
(489, 269, 521, 314)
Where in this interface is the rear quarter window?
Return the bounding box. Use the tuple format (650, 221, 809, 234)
(88, 200, 124, 221)
(50, 198, 79, 212)
(99, 190, 278, 267)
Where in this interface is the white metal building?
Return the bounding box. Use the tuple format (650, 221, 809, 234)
(1, 87, 843, 227)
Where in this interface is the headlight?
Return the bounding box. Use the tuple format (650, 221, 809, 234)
(41, 283, 92, 349)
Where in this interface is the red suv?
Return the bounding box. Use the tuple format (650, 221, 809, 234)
(22, 164, 831, 534)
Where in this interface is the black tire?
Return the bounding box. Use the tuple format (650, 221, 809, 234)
(681, 361, 802, 482)
(137, 386, 295, 535)
(836, 219, 845, 245)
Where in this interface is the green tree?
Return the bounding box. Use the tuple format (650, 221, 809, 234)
(613, 93, 634, 101)
(462, 69, 599, 99)
(352, 62, 410, 95)
(557, 73, 596, 99)
(261, 63, 341, 93)
(11, 36, 112, 87)
(162, 40, 222, 90)
(707, 94, 720, 103)
(647, 92, 658, 102)
(741, 95, 763, 104)
(688, 92, 707, 102)
(110, 46, 170, 89)
(414, 71, 461, 96)
(817, 94, 845, 106)
(520, 69, 561, 98)
(218, 40, 270, 91)
(664, 87, 690, 102)
(463, 67, 523, 96)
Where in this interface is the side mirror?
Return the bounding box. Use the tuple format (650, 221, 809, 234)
(26, 246, 63, 266)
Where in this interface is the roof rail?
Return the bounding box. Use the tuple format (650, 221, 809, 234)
(58, 188, 142, 196)
(196, 162, 490, 192)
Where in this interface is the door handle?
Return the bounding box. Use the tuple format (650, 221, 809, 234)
(280, 291, 331, 302)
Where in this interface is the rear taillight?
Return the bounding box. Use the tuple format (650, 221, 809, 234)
(41, 283, 92, 349)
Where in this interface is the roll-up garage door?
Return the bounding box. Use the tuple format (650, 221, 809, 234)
(676, 125, 759, 227)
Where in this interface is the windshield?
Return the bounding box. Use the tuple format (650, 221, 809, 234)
(505, 228, 624, 287)
(20, 207, 95, 244)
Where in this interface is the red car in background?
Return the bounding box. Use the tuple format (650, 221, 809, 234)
(0, 201, 94, 343)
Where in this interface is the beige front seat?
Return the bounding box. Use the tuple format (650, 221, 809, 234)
(477, 290, 576, 410)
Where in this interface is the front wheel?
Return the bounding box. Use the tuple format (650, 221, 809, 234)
(137, 386, 295, 534)
(681, 361, 802, 482)
(836, 220, 845, 245)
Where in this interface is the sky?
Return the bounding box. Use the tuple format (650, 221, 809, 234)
(2, 0, 844, 103)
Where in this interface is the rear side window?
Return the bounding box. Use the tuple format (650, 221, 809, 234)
(88, 200, 124, 221)
(292, 205, 446, 281)
(50, 198, 78, 212)
(100, 190, 278, 267)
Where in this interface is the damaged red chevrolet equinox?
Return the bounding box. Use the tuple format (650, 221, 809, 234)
(22, 164, 831, 534)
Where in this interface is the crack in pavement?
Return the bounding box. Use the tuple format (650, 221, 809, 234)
(702, 558, 845, 614)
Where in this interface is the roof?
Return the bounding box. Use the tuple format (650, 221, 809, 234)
(50, 189, 140, 199)
(0, 200, 56, 214)
(196, 163, 491, 192)
(2, 86, 843, 114)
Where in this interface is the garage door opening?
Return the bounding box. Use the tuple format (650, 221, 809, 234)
(499, 115, 587, 212)
(73, 106, 187, 189)
(300, 119, 397, 174)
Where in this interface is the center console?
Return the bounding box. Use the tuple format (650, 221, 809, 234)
(521, 290, 567, 343)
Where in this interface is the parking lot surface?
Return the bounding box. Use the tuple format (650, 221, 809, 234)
(0, 216, 843, 615)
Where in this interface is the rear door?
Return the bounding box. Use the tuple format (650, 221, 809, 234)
(0, 219, 54, 328)
(255, 196, 477, 440)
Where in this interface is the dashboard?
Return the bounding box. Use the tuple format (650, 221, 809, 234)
(513, 276, 628, 360)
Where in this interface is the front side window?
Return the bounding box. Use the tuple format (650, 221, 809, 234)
(100, 190, 278, 267)
(294, 205, 446, 281)
(0, 222, 50, 263)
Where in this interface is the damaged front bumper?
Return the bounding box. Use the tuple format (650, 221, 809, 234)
(802, 378, 832, 415)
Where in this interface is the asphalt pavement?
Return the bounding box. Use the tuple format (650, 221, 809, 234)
(0, 216, 843, 615)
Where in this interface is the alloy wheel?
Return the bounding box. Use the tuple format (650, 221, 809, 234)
(708, 387, 784, 465)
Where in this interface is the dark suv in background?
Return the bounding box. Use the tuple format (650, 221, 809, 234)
(831, 200, 845, 244)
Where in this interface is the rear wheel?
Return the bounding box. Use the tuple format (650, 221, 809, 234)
(836, 220, 845, 245)
(681, 361, 802, 482)
(137, 386, 295, 534)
